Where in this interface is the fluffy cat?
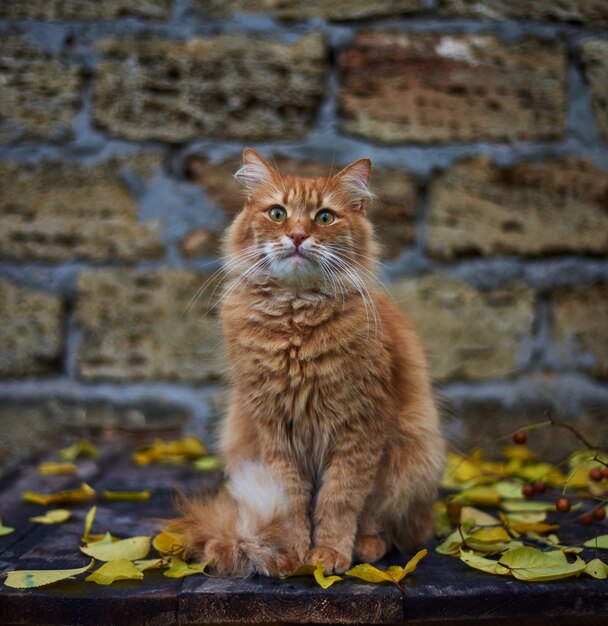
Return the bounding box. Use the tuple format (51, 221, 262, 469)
(175, 149, 445, 576)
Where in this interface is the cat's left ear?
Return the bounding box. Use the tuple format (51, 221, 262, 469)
(331, 158, 372, 210)
(235, 148, 278, 193)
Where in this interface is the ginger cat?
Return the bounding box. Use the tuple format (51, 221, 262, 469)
(176, 149, 445, 576)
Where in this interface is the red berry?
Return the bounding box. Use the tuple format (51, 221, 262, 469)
(533, 480, 547, 494)
(589, 468, 603, 482)
(602, 467, 608, 479)
(556, 498, 571, 513)
(522, 484, 535, 499)
(592, 506, 606, 521)
(580, 513, 593, 525)
(513, 430, 527, 445)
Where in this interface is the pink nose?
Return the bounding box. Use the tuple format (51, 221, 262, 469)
(288, 231, 309, 247)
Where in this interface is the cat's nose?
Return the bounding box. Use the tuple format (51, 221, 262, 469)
(288, 231, 309, 248)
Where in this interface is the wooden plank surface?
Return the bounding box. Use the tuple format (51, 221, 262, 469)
(0, 435, 606, 625)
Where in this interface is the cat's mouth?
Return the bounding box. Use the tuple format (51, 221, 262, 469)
(282, 250, 310, 263)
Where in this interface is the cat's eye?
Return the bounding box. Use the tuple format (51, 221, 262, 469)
(268, 206, 287, 223)
(314, 210, 335, 225)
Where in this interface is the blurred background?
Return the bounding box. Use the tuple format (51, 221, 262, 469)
(0, 0, 607, 474)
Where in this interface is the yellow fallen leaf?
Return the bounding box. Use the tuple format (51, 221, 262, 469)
(313, 561, 342, 588)
(163, 557, 210, 578)
(502, 445, 535, 461)
(345, 551, 426, 586)
(494, 481, 525, 500)
(134, 558, 165, 571)
(460, 550, 511, 576)
(86, 532, 115, 547)
(498, 547, 586, 581)
(284, 563, 317, 577)
(396, 549, 428, 580)
(59, 440, 99, 462)
(467, 528, 511, 545)
(23, 483, 96, 506)
(30, 509, 71, 524)
(500, 500, 556, 513)
(454, 486, 501, 507)
(193, 456, 223, 471)
(153, 530, 184, 556)
(0, 518, 15, 536)
(501, 510, 547, 524)
(85, 559, 144, 585)
(81, 536, 150, 561)
(4, 560, 93, 588)
(585, 558, 608, 579)
(508, 521, 559, 535)
(436, 529, 466, 556)
(37, 462, 77, 475)
(103, 490, 151, 502)
(460, 506, 500, 527)
(583, 535, 608, 550)
(133, 437, 206, 466)
(82, 506, 97, 542)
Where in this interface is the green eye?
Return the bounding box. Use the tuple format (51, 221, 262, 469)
(314, 210, 335, 225)
(268, 206, 287, 222)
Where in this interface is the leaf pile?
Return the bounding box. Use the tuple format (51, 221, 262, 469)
(437, 444, 608, 582)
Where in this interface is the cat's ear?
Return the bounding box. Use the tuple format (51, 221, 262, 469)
(331, 158, 372, 209)
(235, 148, 278, 192)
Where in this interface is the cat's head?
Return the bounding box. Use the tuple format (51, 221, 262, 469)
(223, 148, 379, 290)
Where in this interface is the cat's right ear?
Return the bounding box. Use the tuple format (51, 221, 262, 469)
(235, 148, 277, 193)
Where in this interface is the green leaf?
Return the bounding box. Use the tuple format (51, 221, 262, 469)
(498, 547, 586, 582)
(585, 558, 608, 580)
(460, 506, 500, 527)
(85, 559, 144, 585)
(4, 560, 94, 588)
(163, 557, 210, 578)
(436, 529, 466, 556)
(501, 500, 556, 513)
(583, 535, 608, 550)
(81, 536, 150, 561)
(29, 509, 71, 524)
(454, 486, 501, 507)
(313, 561, 342, 588)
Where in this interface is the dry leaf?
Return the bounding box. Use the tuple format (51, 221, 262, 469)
(103, 490, 151, 502)
(59, 440, 99, 462)
(4, 560, 93, 588)
(0, 518, 15, 537)
(37, 462, 77, 475)
(30, 509, 71, 524)
(81, 536, 150, 561)
(23, 483, 95, 506)
(85, 559, 144, 585)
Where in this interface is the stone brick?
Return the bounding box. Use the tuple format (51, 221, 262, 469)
(0, 157, 165, 263)
(181, 228, 223, 259)
(76, 270, 226, 382)
(192, 0, 422, 21)
(185, 156, 416, 259)
(390, 275, 534, 381)
(444, 399, 608, 464)
(93, 34, 326, 143)
(427, 157, 608, 259)
(0, 281, 63, 377)
(0, 36, 82, 142)
(338, 33, 565, 143)
(551, 285, 608, 380)
(581, 39, 608, 143)
(0, 0, 171, 20)
(438, 1, 608, 28)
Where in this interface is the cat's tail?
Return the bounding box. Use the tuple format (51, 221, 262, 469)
(172, 460, 299, 577)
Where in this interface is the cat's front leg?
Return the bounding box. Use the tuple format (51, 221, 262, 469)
(307, 436, 383, 574)
(263, 447, 312, 563)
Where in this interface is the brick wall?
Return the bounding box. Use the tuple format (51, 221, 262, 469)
(1, 1, 607, 472)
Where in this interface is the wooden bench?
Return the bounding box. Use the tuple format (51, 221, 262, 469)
(0, 435, 606, 625)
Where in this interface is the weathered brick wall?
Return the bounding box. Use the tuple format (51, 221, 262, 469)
(0, 0, 607, 470)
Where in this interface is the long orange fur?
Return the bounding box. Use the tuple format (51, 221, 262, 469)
(175, 149, 445, 576)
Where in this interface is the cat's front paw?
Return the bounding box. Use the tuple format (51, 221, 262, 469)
(306, 546, 351, 575)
